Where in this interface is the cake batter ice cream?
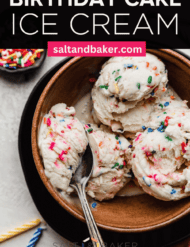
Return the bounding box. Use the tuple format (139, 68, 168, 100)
(38, 103, 88, 195)
(85, 124, 132, 201)
(92, 53, 168, 133)
(132, 99, 190, 201)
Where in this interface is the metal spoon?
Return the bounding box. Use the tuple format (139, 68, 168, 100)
(70, 144, 104, 247)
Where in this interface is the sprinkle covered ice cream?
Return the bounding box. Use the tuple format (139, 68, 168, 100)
(132, 99, 190, 201)
(38, 54, 190, 203)
(85, 124, 132, 201)
(92, 53, 168, 133)
(38, 103, 88, 195)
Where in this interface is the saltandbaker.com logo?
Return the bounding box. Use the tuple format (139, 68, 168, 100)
(48, 41, 146, 57)
(82, 237, 138, 247)
(52, 237, 138, 246)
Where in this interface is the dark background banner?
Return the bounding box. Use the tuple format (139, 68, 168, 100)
(0, 0, 190, 48)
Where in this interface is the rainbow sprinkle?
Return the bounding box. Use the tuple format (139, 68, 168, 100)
(0, 49, 44, 70)
(87, 128, 93, 133)
(112, 163, 119, 169)
(147, 128, 153, 133)
(137, 83, 141, 89)
(114, 83, 119, 93)
(148, 76, 152, 84)
(164, 102, 170, 107)
(99, 85, 108, 89)
(115, 76, 122, 82)
(171, 189, 176, 194)
(92, 202, 97, 208)
(47, 118, 51, 127)
(165, 136, 173, 141)
(124, 64, 133, 68)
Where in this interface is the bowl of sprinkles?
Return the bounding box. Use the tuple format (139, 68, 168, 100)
(32, 50, 190, 233)
(0, 49, 46, 72)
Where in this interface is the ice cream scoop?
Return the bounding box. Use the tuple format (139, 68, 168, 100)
(84, 124, 132, 201)
(92, 53, 168, 133)
(38, 103, 88, 195)
(132, 101, 190, 201)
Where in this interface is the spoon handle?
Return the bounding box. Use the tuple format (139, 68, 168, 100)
(74, 183, 104, 247)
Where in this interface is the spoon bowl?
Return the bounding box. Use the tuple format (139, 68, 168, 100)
(70, 144, 104, 247)
(70, 144, 94, 186)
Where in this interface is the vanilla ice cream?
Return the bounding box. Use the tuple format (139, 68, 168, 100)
(132, 100, 190, 201)
(85, 124, 132, 201)
(38, 103, 88, 195)
(92, 53, 168, 133)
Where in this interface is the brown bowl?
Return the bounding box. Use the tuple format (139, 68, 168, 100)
(32, 50, 190, 233)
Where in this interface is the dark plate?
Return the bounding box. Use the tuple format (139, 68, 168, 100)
(19, 55, 190, 247)
(0, 49, 47, 73)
